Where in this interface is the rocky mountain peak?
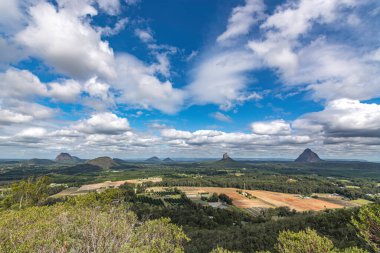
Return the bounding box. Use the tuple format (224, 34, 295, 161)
(295, 148, 323, 163)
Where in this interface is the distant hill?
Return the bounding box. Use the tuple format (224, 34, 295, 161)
(23, 158, 56, 165)
(55, 164, 102, 175)
(55, 153, 82, 164)
(295, 148, 323, 163)
(163, 157, 174, 163)
(219, 153, 235, 163)
(113, 158, 126, 164)
(145, 156, 162, 163)
(86, 156, 119, 169)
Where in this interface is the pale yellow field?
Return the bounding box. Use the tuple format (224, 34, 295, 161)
(54, 177, 162, 196)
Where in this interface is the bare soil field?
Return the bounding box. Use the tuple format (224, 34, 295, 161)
(149, 187, 351, 211)
(77, 181, 128, 192)
(245, 190, 344, 211)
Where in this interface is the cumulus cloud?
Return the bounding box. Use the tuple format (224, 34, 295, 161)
(246, 0, 380, 102)
(83, 77, 113, 103)
(0, 109, 33, 125)
(217, 0, 265, 43)
(251, 119, 291, 135)
(74, 112, 130, 135)
(114, 54, 184, 113)
(293, 99, 380, 138)
(161, 128, 311, 148)
(0, 37, 24, 67)
(16, 2, 115, 79)
(0, 68, 47, 98)
(48, 80, 82, 103)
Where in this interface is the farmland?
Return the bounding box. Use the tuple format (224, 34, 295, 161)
(52, 177, 162, 197)
(148, 186, 356, 212)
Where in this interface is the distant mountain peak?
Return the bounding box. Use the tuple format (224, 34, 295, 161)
(55, 153, 81, 163)
(145, 156, 162, 163)
(295, 148, 323, 163)
(220, 153, 235, 162)
(163, 157, 174, 162)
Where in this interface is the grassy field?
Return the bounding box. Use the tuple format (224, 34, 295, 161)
(350, 198, 373, 205)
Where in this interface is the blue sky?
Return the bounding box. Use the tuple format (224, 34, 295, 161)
(0, 0, 380, 160)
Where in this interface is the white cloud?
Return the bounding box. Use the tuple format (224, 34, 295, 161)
(17, 127, 47, 138)
(151, 52, 171, 78)
(97, 0, 121, 15)
(295, 41, 380, 101)
(114, 54, 184, 114)
(48, 80, 82, 103)
(161, 128, 311, 148)
(247, 0, 379, 102)
(0, 68, 47, 98)
(293, 99, 380, 138)
(187, 50, 260, 109)
(0, 37, 24, 67)
(0, 109, 33, 125)
(83, 77, 113, 102)
(98, 18, 128, 36)
(57, 0, 122, 16)
(217, 0, 265, 43)
(211, 112, 232, 122)
(135, 29, 154, 43)
(251, 119, 291, 135)
(16, 2, 115, 79)
(261, 0, 356, 39)
(0, 0, 36, 33)
(75, 112, 130, 135)
(10, 101, 56, 120)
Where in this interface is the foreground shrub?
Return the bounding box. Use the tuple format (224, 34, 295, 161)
(352, 203, 380, 252)
(0, 205, 188, 253)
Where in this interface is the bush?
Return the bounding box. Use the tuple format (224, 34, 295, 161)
(0, 205, 188, 253)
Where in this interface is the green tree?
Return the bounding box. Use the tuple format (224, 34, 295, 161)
(276, 228, 335, 253)
(123, 218, 190, 253)
(352, 203, 380, 251)
(0, 176, 50, 209)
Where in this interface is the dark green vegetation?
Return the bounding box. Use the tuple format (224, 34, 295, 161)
(1, 159, 380, 200)
(1, 158, 380, 252)
(0, 177, 379, 252)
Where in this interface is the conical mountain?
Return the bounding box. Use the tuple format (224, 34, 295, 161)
(145, 156, 162, 163)
(163, 157, 174, 163)
(295, 148, 323, 163)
